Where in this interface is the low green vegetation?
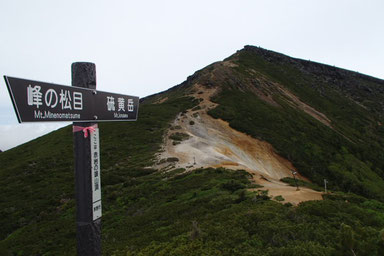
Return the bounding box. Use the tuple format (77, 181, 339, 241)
(169, 132, 190, 142)
(191, 105, 201, 111)
(3, 163, 378, 256)
(0, 93, 198, 255)
(209, 49, 384, 200)
(280, 177, 323, 192)
(106, 168, 384, 256)
(166, 157, 179, 163)
(274, 195, 285, 202)
(170, 125, 182, 130)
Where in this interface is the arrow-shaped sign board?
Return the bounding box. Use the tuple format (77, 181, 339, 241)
(4, 76, 139, 123)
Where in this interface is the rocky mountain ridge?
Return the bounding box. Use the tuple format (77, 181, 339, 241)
(2, 45, 384, 255)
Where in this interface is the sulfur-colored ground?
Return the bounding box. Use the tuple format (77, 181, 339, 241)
(155, 84, 323, 205)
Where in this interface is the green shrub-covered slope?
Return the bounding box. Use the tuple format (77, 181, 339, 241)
(208, 46, 384, 201)
(1, 46, 384, 255)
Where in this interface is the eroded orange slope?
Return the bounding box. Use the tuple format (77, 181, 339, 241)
(154, 83, 323, 205)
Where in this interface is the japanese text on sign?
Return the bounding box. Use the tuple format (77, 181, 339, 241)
(106, 96, 135, 112)
(5, 76, 139, 122)
(90, 127, 102, 221)
(27, 85, 83, 110)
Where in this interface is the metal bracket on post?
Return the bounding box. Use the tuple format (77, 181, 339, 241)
(72, 62, 101, 256)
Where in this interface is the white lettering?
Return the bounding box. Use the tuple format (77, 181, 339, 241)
(32, 111, 82, 120)
(27, 85, 43, 108)
(106, 96, 115, 111)
(114, 113, 128, 118)
(127, 99, 134, 112)
(118, 97, 125, 112)
(73, 92, 83, 110)
(59, 90, 72, 110)
(44, 89, 58, 108)
(34, 110, 43, 118)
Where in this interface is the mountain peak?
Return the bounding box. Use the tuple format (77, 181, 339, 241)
(149, 45, 384, 201)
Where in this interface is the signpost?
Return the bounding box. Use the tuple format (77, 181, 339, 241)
(4, 62, 139, 256)
(4, 76, 139, 123)
(291, 170, 300, 191)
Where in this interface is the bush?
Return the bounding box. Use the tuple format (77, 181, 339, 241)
(169, 132, 190, 142)
(192, 105, 201, 111)
(221, 180, 245, 192)
(274, 195, 285, 202)
(166, 157, 179, 163)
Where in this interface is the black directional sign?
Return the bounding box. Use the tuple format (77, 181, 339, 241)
(4, 76, 139, 123)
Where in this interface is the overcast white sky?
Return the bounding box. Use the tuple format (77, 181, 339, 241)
(0, 0, 383, 151)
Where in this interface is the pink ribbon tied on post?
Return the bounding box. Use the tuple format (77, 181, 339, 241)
(73, 124, 98, 138)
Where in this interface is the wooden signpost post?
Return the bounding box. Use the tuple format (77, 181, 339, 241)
(4, 62, 139, 255)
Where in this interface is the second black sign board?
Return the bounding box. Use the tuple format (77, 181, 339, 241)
(4, 76, 139, 122)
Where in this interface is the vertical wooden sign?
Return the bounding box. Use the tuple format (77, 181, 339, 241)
(4, 62, 140, 255)
(72, 62, 101, 256)
(90, 127, 102, 221)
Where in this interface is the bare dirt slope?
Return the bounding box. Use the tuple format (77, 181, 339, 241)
(154, 83, 323, 205)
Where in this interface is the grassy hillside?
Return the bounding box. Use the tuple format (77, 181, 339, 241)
(0, 93, 198, 255)
(2, 46, 384, 255)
